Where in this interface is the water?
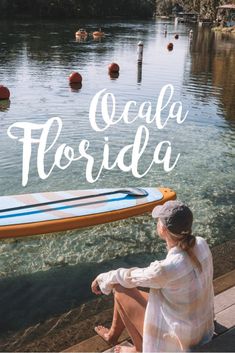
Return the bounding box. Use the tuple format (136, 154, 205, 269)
(0, 20, 234, 283)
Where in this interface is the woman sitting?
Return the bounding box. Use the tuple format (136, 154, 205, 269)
(91, 201, 214, 352)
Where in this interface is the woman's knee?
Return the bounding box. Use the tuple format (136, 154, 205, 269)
(112, 284, 133, 299)
(112, 284, 125, 303)
(113, 285, 143, 301)
(112, 283, 126, 297)
(113, 283, 124, 291)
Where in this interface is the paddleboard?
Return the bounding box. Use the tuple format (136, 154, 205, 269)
(0, 187, 176, 239)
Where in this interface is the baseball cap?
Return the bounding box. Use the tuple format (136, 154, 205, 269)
(152, 200, 193, 235)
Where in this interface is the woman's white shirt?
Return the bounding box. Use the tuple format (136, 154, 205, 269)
(97, 236, 214, 352)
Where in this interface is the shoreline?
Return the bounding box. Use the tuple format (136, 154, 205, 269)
(0, 239, 234, 352)
(212, 25, 235, 34)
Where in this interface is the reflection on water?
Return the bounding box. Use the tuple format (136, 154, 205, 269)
(189, 27, 235, 122)
(0, 100, 10, 112)
(137, 62, 143, 83)
(69, 82, 83, 91)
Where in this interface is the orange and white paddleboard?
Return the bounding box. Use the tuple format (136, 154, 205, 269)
(0, 187, 176, 239)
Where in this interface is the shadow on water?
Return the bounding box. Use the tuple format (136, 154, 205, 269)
(0, 252, 157, 334)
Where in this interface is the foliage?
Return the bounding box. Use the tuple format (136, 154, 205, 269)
(156, 0, 230, 19)
(0, 0, 230, 20)
(0, 0, 156, 19)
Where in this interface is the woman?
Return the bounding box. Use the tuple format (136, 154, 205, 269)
(91, 201, 214, 352)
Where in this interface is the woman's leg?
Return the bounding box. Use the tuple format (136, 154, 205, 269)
(113, 285, 148, 352)
(95, 301, 125, 344)
(95, 285, 148, 351)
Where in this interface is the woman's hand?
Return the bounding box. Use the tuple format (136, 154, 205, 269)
(91, 278, 102, 295)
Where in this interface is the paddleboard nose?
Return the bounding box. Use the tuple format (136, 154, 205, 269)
(122, 187, 148, 197)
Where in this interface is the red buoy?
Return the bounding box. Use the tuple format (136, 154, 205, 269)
(70, 82, 82, 91)
(109, 71, 119, 80)
(0, 85, 10, 100)
(69, 72, 82, 84)
(167, 43, 174, 51)
(108, 63, 120, 73)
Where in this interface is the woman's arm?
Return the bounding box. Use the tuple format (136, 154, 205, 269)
(93, 260, 169, 295)
(91, 278, 102, 295)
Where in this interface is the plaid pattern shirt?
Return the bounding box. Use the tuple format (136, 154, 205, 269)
(97, 236, 214, 352)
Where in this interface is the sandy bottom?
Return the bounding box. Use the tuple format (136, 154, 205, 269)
(0, 239, 234, 352)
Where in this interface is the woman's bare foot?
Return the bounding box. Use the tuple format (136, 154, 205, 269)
(94, 325, 119, 345)
(114, 345, 137, 353)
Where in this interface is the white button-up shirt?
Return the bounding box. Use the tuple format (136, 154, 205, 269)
(97, 236, 214, 352)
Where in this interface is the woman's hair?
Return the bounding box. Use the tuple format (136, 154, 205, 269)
(168, 231, 202, 273)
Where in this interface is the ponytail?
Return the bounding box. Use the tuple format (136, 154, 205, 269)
(169, 232, 202, 273)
